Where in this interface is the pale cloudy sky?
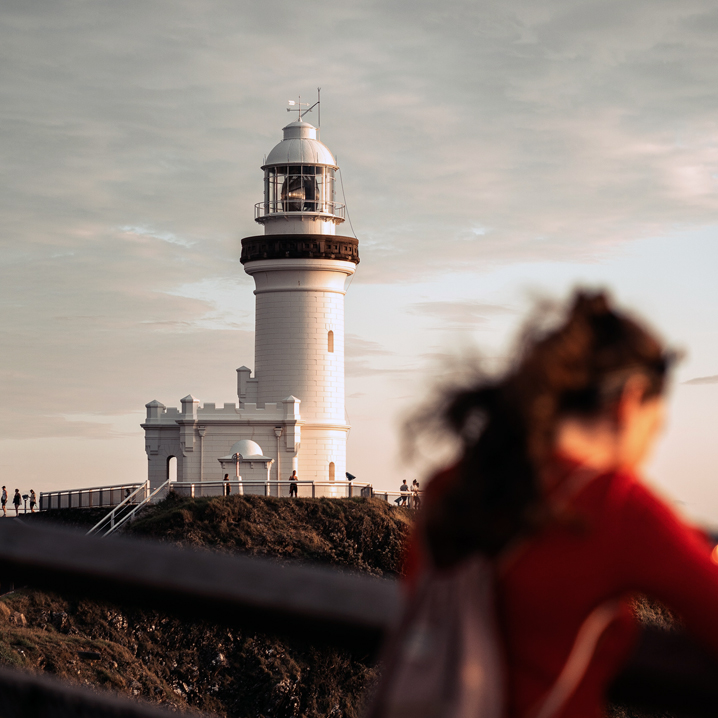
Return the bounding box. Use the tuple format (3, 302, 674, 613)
(1, 0, 717, 521)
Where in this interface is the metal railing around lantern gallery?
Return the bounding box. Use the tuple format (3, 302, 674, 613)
(254, 199, 346, 219)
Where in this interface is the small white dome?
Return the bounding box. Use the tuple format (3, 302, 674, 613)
(227, 439, 264, 458)
(264, 121, 336, 167)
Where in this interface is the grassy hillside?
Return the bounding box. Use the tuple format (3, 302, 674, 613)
(1, 495, 413, 717)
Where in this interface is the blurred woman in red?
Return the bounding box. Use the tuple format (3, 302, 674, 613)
(404, 291, 718, 718)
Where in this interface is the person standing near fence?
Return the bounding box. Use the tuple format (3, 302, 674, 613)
(399, 479, 410, 506)
(411, 480, 421, 509)
(223, 473, 231, 496)
(29, 489, 36, 513)
(12, 489, 21, 516)
(289, 470, 298, 497)
(1, 486, 6, 517)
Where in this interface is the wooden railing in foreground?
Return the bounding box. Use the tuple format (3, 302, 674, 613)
(1, 521, 718, 717)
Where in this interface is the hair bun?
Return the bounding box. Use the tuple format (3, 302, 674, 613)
(572, 291, 611, 318)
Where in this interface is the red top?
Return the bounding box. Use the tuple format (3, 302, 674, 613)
(404, 463, 718, 718)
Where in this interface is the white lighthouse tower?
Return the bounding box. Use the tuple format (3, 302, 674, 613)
(239, 117, 360, 482)
(141, 110, 359, 489)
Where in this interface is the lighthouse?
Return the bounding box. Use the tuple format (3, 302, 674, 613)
(141, 110, 358, 488)
(240, 118, 360, 481)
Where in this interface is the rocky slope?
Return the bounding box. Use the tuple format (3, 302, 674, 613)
(0, 495, 413, 717)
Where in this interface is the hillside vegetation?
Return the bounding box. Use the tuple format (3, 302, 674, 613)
(0, 495, 413, 717)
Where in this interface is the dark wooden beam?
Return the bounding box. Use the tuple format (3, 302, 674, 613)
(0, 520, 401, 653)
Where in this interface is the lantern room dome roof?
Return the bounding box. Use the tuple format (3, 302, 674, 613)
(264, 121, 337, 168)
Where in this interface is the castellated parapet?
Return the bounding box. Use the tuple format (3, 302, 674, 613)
(142, 392, 303, 487)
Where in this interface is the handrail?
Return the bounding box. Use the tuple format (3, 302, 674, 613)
(95, 479, 173, 537)
(42, 480, 418, 521)
(39, 483, 144, 511)
(172, 484, 374, 493)
(41, 481, 144, 496)
(86, 480, 150, 536)
(254, 199, 345, 219)
(169, 479, 375, 500)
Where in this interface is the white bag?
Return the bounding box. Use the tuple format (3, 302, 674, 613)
(365, 554, 504, 718)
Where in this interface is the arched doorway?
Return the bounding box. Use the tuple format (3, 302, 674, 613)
(329, 462, 335, 481)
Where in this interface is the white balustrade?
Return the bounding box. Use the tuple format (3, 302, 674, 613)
(40, 481, 419, 511)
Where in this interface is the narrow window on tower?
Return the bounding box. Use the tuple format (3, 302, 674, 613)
(328, 330, 334, 353)
(329, 462, 336, 481)
(167, 456, 177, 483)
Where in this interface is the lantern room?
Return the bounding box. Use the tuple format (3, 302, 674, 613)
(255, 120, 345, 236)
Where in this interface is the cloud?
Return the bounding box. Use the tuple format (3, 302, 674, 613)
(0, 414, 130, 440)
(345, 334, 395, 358)
(408, 301, 514, 329)
(2, 0, 718, 464)
(345, 359, 410, 378)
(684, 375, 718, 385)
(419, 351, 457, 364)
(120, 226, 196, 248)
(344, 334, 402, 378)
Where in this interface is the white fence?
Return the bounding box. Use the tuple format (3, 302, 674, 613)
(40, 483, 147, 511)
(40, 481, 419, 511)
(373, 490, 422, 508)
(170, 480, 374, 500)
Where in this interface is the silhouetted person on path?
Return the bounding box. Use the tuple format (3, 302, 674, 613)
(399, 479, 409, 506)
(1, 486, 6, 517)
(289, 470, 298, 497)
(29, 489, 36, 513)
(12, 489, 21, 516)
(411, 480, 421, 509)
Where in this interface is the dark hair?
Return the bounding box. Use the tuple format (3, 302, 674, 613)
(421, 290, 674, 566)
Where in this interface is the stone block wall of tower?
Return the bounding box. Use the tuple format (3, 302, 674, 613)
(244, 256, 355, 482)
(254, 288, 345, 422)
(298, 428, 347, 483)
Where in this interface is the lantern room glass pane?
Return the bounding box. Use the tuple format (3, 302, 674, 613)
(264, 165, 337, 215)
(281, 165, 318, 211)
(326, 169, 335, 207)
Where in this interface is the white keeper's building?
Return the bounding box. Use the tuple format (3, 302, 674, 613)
(141, 116, 359, 489)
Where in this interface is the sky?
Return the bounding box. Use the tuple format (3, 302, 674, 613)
(1, 0, 717, 522)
